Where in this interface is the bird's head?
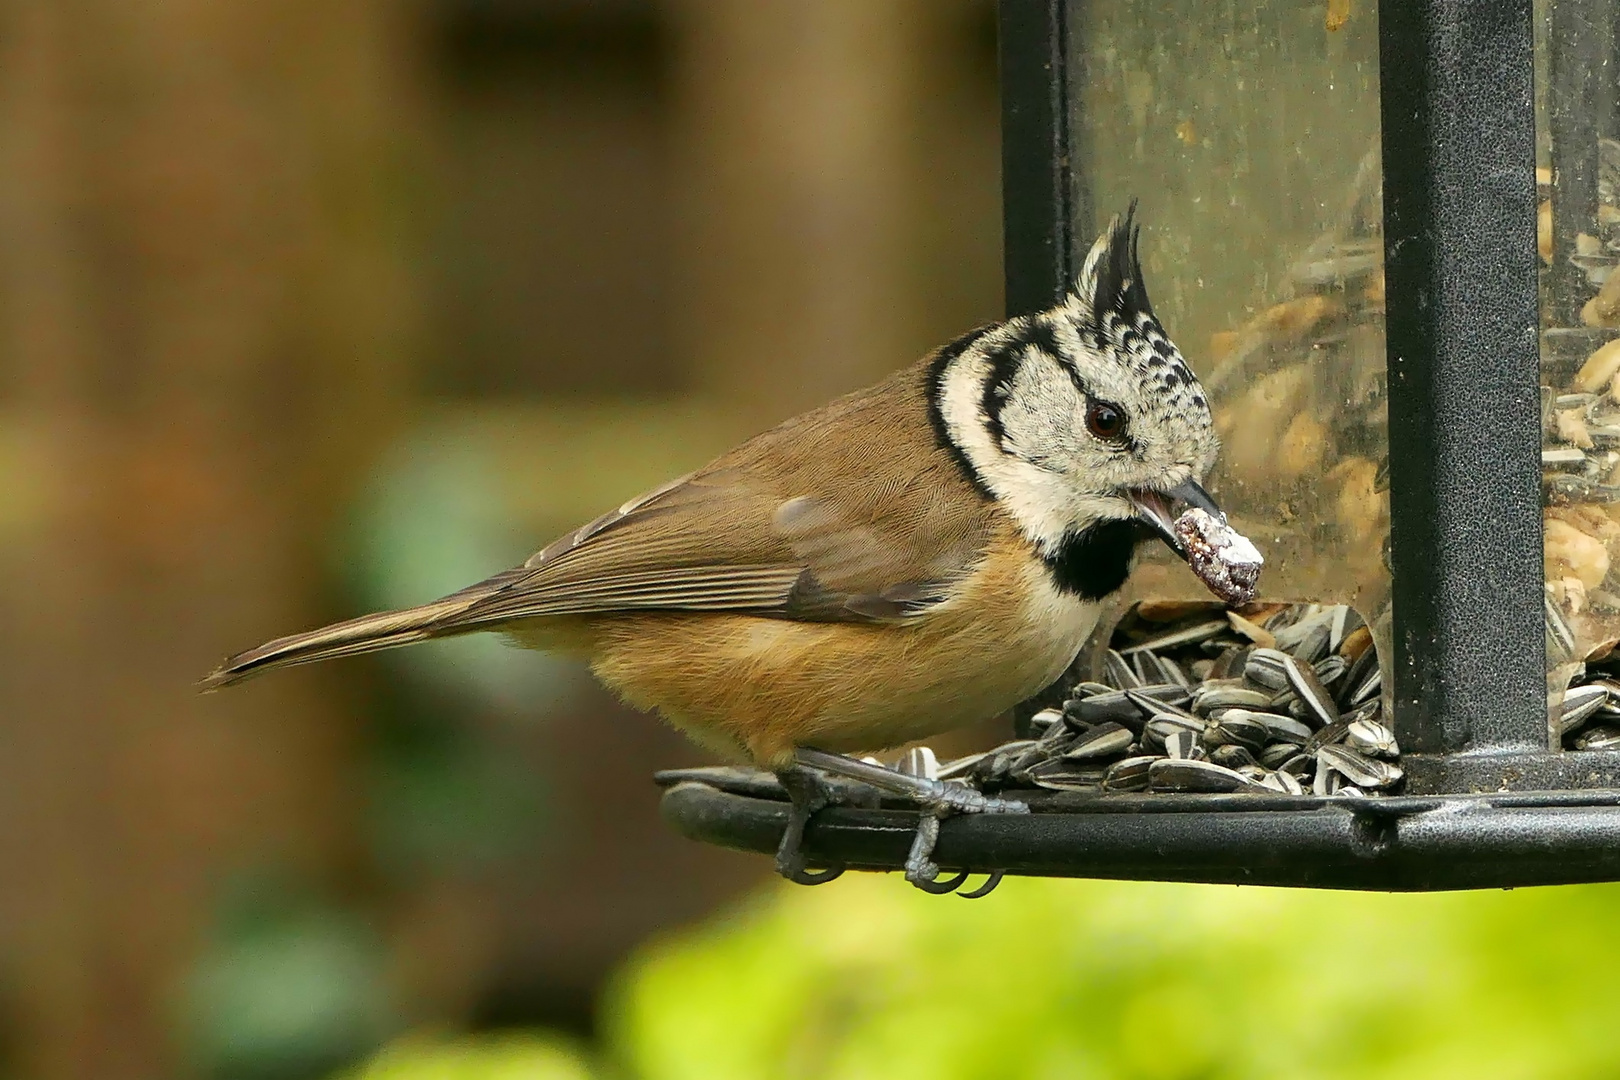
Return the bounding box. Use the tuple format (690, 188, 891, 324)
(931, 204, 1228, 598)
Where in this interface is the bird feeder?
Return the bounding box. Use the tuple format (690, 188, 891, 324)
(659, 0, 1620, 890)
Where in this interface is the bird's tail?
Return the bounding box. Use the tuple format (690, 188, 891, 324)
(200, 570, 526, 690)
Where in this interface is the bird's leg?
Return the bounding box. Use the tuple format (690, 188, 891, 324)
(773, 765, 848, 885)
(795, 748, 1024, 896)
(903, 813, 968, 894)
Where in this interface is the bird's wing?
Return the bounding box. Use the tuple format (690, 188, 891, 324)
(202, 360, 998, 687)
(447, 475, 991, 630)
(436, 364, 1000, 629)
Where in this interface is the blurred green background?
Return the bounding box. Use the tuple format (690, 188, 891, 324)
(0, 0, 1607, 1077)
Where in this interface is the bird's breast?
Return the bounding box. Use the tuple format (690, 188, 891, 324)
(585, 528, 1103, 768)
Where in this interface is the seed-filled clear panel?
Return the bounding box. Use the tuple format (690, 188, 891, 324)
(1027, 1, 1399, 797)
(1536, 0, 1620, 749)
(1064, 1, 1389, 624)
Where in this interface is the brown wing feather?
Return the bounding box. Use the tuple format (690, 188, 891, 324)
(439, 361, 998, 629)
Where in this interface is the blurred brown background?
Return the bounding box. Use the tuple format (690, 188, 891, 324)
(0, 0, 1001, 1076)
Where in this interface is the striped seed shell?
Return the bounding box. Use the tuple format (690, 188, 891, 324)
(1345, 718, 1400, 758)
(1282, 652, 1341, 727)
(1063, 722, 1135, 761)
(1148, 758, 1266, 793)
(1103, 755, 1158, 792)
(1317, 743, 1402, 789)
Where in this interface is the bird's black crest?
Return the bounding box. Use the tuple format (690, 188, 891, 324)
(1085, 199, 1156, 323)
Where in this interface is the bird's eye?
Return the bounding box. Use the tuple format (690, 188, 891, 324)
(1085, 400, 1129, 442)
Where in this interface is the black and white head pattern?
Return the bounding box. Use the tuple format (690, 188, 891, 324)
(928, 204, 1219, 598)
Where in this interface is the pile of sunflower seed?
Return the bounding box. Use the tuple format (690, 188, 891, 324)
(1552, 632, 1620, 752)
(929, 602, 1399, 798)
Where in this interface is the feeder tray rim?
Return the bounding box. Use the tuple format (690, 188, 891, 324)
(658, 766, 1620, 892)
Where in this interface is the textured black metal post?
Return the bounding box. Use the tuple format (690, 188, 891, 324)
(1377, 0, 1545, 759)
(998, 0, 1072, 317)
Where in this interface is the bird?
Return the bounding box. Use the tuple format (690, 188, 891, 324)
(204, 205, 1232, 894)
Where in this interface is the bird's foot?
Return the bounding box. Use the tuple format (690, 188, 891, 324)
(794, 748, 1023, 898)
(902, 803, 1009, 898)
(773, 765, 850, 885)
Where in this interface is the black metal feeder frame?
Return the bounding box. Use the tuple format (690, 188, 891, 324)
(660, 0, 1620, 890)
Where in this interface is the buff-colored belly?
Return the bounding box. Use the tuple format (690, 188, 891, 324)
(582, 552, 1100, 770)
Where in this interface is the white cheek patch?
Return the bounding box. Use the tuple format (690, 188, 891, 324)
(940, 352, 1128, 553)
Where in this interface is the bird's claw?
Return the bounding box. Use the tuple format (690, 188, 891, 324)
(909, 868, 972, 894)
(901, 807, 1005, 898)
(785, 863, 845, 886)
(956, 872, 1005, 899)
(773, 765, 848, 886)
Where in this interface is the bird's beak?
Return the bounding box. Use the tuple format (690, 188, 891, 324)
(1127, 479, 1224, 562)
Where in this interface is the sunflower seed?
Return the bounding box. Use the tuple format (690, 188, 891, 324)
(1148, 758, 1265, 793)
(1105, 650, 1141, 688)
(1004, 743, 1053, 781)
(1259, 769, 1305, 795)
(970, 601, 1405, 800)
(1312, 763, 1339, 796)
(1120, 620, 1231, 654)
(1164, 729, 1203, 760)
(1026, 759, 1110, 790)
(1347, 664, 1382, 707)
(1281, 753, 1315, 779)
(1241, 709, 1316, 745)
(1345, 718, 1400, 758)
(1244, 649, 1292, 690)
(1557, 683, 1610, 735)
(1209, 645, 1252, 680)
(1103, 755, 1158, 792)
(897, 746, 939, 779)
(1131, 649, 1165, 686)
(1126, 689, 1204, 725)
(1209, 744, 1258, 770)
(1157, 655, 1192, 688)
(1034, 726, 1076, 755)
(1027, 707, 1064, 733)
(1072, 684, 1191, 725)
(1258, 742, 1303, 769)
(1573, 723, 1620, 751)
(1305, 719, 1352, 755)
(1317, 743, 1402, 789)
(1063, 722, 1135, 761)
(1069, 681, 1118, 698)
(1147, 709, 1207, 735)
(1283, 653, 1342, 727)
(1313, 654, 1350, 687)
(1340, 645, 1379, 705)
(1195, 684, 1277, 711)
(1204, 713, 1270, 751)
(935, 750, 991, 781)
(965, 741, 1036, 783)
(1290, 622, 1333, 664)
